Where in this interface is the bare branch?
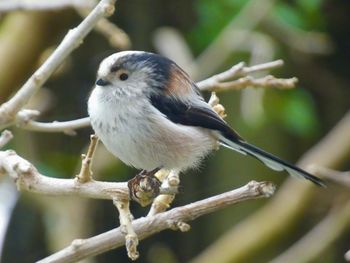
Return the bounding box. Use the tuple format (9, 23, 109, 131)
(76, 134, 99, 183)
(241, 59, 284, 75)
(270, 202, 350, 263)
(262, 17, 334, 55)
(18, 117, 90, 135)
(308, 165, 350, 188)
(0, 130, 13, 149)
(0, 0, 116, 127)
(197, 60, 286, 91)
(0, 0, 97, 12)
(113, 199, 139, 260)
(0, 149, 129, 199)
(211, 76, 298, 92)
(0, 149, 172, 201)
(38, 181, 276, 263)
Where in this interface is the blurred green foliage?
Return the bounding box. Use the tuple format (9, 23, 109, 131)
(265, 89, 320, 137)
(275, 0, 324, 29)
(189, 0, 246, 52)
(190, 0, 325, 53)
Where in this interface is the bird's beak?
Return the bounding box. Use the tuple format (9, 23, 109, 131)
(96, 78, 111, 86)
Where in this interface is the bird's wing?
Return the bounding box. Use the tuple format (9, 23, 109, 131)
(149, 92, 243, 141)
(149, 91, 325, 187)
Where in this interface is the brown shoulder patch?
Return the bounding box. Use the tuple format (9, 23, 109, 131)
(166, 64, 195, 97)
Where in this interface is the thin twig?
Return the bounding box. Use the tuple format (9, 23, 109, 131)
(76, 134, 99, 183)
(241, 59, 283, 75)
(262, 16, 333, 55)
(211, 76, 298, 92)
(308, 165, 350, 188)
(113, 199, 139, 260)
(38, 181, 276, 263)
(0, 0, 97, 12)
(0, 0, 116, 127)
(77, 8, 131, 50)
(197, 60, 285, 91)
(18, 117, 90, 135)
(0, 130, 13, 149)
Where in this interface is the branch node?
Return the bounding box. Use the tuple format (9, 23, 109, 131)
(33, 72, 44, 84)
(64, 129, 77, 136)
(168, 220, 191, 232)
(102, 3, 115, 16)
(14, 161, 33, 175)
(167, 172, 180, 187)
(0, 130, 13, 149)
(248, 180, 276, 197)
(125, 234, 139, 261)
(208, 92, 226, 118)
(15, 109, 40, 126)
(71, 239, 85, 249)
(178, 221, 191, 232)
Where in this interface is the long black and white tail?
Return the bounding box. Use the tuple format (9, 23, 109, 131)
(219, 136, 326, 187)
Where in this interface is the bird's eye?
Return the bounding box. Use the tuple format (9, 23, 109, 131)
(119, 73, 129, 81)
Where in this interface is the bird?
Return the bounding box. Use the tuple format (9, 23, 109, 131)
(88, 51, 325, 187)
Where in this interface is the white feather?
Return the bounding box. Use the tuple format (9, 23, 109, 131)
(88, 85, 217, 172)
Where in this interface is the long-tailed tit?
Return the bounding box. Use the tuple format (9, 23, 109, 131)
(88, 51, 325, 187)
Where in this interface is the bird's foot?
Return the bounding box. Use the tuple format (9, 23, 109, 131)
(127, 168, 162, 206)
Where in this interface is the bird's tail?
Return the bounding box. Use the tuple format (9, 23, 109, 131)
(219, 135, 326, 187)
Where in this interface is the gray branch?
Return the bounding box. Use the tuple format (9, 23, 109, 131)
(38, 181, 275, 263)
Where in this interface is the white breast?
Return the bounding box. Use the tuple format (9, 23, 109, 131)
(88, 87, 217, 171)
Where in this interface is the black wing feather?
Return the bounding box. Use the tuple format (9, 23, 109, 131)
(149, 94, 242, 141)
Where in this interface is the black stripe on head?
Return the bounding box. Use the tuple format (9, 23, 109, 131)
(119, 52, 174, 90)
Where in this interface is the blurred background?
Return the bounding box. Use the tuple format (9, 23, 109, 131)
(0, 0, 350, 262)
